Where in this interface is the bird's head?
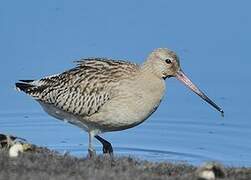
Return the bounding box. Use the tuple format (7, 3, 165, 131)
(146, 48, 181, 79)
(144, 48, 224, 116)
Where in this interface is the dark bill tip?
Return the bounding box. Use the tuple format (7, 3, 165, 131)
(220, 109, 224, 117)
(175, 70, 224, 117)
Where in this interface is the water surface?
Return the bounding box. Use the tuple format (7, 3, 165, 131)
(0, 0, 250, 166)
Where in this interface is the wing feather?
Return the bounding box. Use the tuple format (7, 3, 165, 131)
(16, 58, 139, 116)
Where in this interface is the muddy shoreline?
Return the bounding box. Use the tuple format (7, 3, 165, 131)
(0, 145, 251, 180)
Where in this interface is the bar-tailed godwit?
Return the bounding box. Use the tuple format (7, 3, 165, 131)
(15, 48, 224, 157)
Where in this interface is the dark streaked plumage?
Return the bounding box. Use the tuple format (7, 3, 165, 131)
(16, 59, 139, 117)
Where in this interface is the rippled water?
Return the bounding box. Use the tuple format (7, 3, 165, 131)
(1, 0, 251, 167)
(1, 110, 250, 166)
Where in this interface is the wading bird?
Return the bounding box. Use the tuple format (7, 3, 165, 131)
(15, 48, 224, 157)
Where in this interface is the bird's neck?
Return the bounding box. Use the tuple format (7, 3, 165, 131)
(140, 60, 163, 79)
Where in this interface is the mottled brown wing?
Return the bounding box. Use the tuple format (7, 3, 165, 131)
(16, 58, 139, 116)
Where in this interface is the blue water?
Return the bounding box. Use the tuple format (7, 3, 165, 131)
(1, 0, 251, 166)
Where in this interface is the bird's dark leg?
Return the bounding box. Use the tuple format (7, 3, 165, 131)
(95, 135, 113, 155)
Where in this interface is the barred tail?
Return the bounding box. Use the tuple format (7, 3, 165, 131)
(15, 80, 35, 93)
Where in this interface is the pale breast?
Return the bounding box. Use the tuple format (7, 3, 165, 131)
(87, 74, 166, 132)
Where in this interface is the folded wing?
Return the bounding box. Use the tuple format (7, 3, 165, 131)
(16, 58, 139, 116)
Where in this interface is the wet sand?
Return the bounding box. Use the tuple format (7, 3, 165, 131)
(0, 146, 251, 180)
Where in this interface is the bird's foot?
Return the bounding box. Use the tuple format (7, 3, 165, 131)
(88, 148, 96, 159)
(102, 144, 115, 166)
(94, 135, 113, 157)
(103, 142, 113, 156)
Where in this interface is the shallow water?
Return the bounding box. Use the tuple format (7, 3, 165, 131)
(1, 109, 251, 166)
(1, 0, 251, 167)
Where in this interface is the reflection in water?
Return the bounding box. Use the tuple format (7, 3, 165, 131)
(47, 144, 210, 164)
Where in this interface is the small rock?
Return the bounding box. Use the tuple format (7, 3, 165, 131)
(9, 143, 24, 157)
(9, 142, 33, 158)
(196, 161, 226, 180)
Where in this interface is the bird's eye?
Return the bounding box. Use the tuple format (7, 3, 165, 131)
(165, 59, 172, 64)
